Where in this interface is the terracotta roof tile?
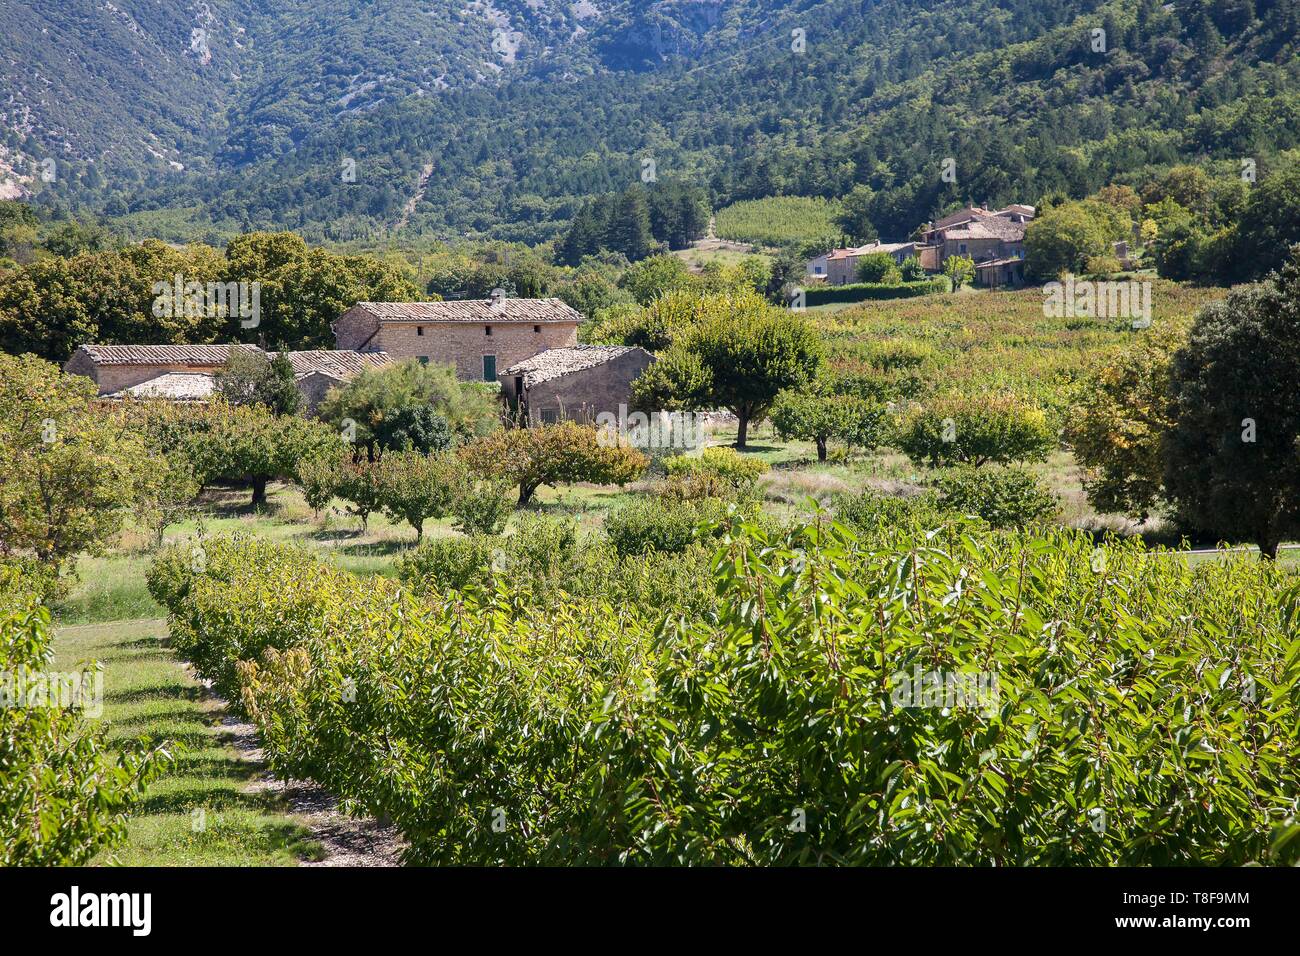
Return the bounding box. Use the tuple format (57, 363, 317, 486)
(274, 350, 392, 377)
(503, 345, 644, 386)
(75, 344, 262, 366)
(354, 298, 582, 324)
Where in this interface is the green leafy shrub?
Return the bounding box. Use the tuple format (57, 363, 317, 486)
(1, 577, 167, 864)
(604, 497, 728, 556)
(855, 251, 902, 284)
(451, 479, 515, 537)
(934, 466, 1059, 529)
(147, 536, 322, 702)
(663, 446, 768, 488)
(396, 534, 501, 593)
(372, 405, 453, 455)
(832, 490, 964, 535)
(897, 393, 1057, 468)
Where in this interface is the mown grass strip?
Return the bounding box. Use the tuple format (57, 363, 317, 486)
(53, 618, 322, 866)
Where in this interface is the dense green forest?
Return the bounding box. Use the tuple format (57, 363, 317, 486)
(5, 0, 1298, 251)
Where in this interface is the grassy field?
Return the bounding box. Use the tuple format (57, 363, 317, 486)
(53, 617, 322, 865)
(672, 245, 770, 272)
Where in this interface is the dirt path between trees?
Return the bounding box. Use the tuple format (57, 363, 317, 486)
(203, 677, 405, 867)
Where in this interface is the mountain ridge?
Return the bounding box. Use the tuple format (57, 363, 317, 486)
(3, 0, 1298, 244)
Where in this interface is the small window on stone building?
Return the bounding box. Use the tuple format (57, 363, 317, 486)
(417, 326, 424, 336)
(418, 357, 429, 365)
(485, 325, 492, 336)
(533, 324, 540, 333)
(540, 408, 560, 424)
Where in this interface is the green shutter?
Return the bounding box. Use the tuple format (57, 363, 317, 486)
(483, 355, 496, 380)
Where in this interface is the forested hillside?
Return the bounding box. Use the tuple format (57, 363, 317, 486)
(4, 0, 1299, 244)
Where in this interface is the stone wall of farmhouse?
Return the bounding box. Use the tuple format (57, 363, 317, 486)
(66, 358, 225, 394)
(332, 306, 381, 350)
(295, 372, 343, 412)
(373, 321, 578, 381)
(943, 237, 1004, 262)
(514, 351, 655, 424)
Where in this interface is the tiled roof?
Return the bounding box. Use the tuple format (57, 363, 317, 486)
(975, 257, 1025, 268)
(73, 344, 389, 379)
(942, 218, 1027, 241)
(933, 206, 993, 229)
(275, 350, 391, 378)
(352, 298, 583, 324)
(503, 345, 643, 386)
(74, 344, 261, 366)
(106, 372, 216, 401)
(860, 241, 916, 254)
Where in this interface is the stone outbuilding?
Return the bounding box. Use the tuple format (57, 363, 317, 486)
(500, 345, 655, 424)
(332, 298, 582, 383)
(65, 343, 390, 410)
(65, 344, 261, 395)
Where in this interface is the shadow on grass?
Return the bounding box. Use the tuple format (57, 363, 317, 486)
(98, 649, 176, 665)
(107, 684, 205, 705)
(333, 539, 415, 558)
(108, 706, 205, 730)
(176, 752, 269, 783)
(113, 635, 173, 651)
(304, 527, 365, 543)
(135, 784, 287, 816)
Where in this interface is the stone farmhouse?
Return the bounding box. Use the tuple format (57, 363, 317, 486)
(332, 298, 582, 383)
(65, 297, 651, 424)
(64, 344, 392, 410)
(919, 205, 1033, 287)
(808, 203, 1035, 288)
(500, 345, 655, 424)
(821, 241, 938, 285)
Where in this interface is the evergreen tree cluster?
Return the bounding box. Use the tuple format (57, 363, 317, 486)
(560, 182, 710, 266)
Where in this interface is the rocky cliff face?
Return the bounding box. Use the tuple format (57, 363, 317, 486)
(0, 0, 763, 193)
(597, 0, 728, 68)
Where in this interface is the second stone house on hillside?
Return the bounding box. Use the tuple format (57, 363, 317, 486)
(332, 297, 583, 383)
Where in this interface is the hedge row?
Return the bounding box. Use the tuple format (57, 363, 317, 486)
(803, 277, 950, 305)
(149, 520, 1300, 865)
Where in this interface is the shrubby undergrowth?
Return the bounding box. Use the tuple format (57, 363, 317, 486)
(149, 517, 1300, 865)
